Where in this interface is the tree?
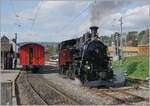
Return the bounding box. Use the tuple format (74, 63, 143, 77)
(126, 31, 138, 46)
(48, 45, 58, 56)
(138, 29, 149, 45)
(100, 36, 112, 46)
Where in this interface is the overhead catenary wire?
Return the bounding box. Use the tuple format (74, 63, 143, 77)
(10, 1, 94, 41)
(30, 1, 43, 32)
(59, 2, 92, 33)
(9, 0, 43, 36)
(9, 0, 29, 35)
(9, 0, 22, 30)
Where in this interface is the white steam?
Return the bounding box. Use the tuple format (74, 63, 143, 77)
(90, 0, 147, 26)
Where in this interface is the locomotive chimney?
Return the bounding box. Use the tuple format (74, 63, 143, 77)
(90, 26, 99, 38)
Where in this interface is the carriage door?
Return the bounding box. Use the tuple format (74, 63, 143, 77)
(29, 48, 33, 64)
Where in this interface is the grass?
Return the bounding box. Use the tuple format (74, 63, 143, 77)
(112, 56, 149, 80)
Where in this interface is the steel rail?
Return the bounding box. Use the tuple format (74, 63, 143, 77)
(96, 91, 129, 105)
(39, 75, 80, 105)
(26, 72, 48, 105)
(92, 87, 148, 105)
(118, 90, 149, 102)
(26, 72, 80, 105)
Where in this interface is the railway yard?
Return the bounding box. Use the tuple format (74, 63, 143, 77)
(15, 65, 149, 105)
(1, 0, 149, 105)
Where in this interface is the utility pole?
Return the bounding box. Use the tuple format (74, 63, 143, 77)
(14, 33, 17, 69)
(15, 33, 17, 56)
(114, 32, 121, 60)
(119, 16, 123, 59)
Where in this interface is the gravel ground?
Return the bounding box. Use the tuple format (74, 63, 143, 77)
(16, 72, 46, 105)
(43, 73, 125, 105)
(27, 73, 78, 105)
(126, 88, 149, 99)
(16, 65, 149, 105)
(43, 71, 149, 105)
(99, 90, 144, 104)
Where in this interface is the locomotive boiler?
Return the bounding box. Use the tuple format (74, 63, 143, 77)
(59, 26, 114, 85)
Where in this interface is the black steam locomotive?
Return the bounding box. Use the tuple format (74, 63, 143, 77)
(59, 26, 114, 84)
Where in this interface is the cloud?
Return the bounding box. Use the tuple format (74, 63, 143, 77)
(1, 0, 149, 42)
(125, 5, 148, 16)
(15, 1, 91, 32)
(92, 4, 149, 35)
(86, 0, 149, 35)
(123, 5, 149, 28)
(89, 0, 143, 26)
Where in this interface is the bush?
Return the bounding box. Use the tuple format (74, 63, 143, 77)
(112, 56, 149, 80)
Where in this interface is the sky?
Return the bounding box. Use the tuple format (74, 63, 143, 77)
(1, 0, 149, 43)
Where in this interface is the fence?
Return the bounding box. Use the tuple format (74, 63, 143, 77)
(108, 45, 149, 57)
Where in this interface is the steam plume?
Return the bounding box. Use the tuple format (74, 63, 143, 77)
(90, 0, 129, 26)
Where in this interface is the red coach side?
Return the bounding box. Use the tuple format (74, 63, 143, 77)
(59, 49, 72, 66)
(20, 43, 44, 65)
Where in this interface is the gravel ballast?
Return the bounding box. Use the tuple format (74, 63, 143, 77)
(16, 72, 46, 105)
(43, 72, 149, 105)
(16, 66, 149, 105)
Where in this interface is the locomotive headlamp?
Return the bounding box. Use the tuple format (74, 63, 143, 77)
(87, 66, 90, 69)
(85, 65, 90, 70)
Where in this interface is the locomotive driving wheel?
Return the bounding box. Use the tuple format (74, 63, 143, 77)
(60, 66, 66, 75)
(83, 74, 88, 84)
(59, 66, 63, 74)
(67, 64, 75, 80)
(80, 67, 89, 84)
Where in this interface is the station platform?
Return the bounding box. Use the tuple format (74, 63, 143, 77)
(1, 69, 20, 105)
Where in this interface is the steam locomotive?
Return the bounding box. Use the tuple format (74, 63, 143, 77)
(58, 26, 114, 85)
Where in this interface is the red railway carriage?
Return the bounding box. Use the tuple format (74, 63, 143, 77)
(20, 43, 44, 71)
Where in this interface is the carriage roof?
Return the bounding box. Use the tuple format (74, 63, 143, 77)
(59, 39, 77, 49)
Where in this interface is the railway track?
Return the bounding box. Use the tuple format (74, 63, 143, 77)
(126, 77, 149, 88)
(26, 72, 80, 105)
(16, 71, 148, 105)
(16, 72, 47, 105)
(89, 87, 149, 105)
(26, 73, 48, 105)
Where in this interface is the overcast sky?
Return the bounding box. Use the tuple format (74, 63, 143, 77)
(1, 0, 149, 42)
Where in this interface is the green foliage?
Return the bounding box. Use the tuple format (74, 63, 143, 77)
(101, 36, 112, 46)
(48, 46, 58, 56)
(112, 56, 149, 80)
(138, 29, 149, 45)
(126, 31, 138, 46)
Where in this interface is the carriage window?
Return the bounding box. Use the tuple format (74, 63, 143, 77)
(29, 48, 33, 64)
